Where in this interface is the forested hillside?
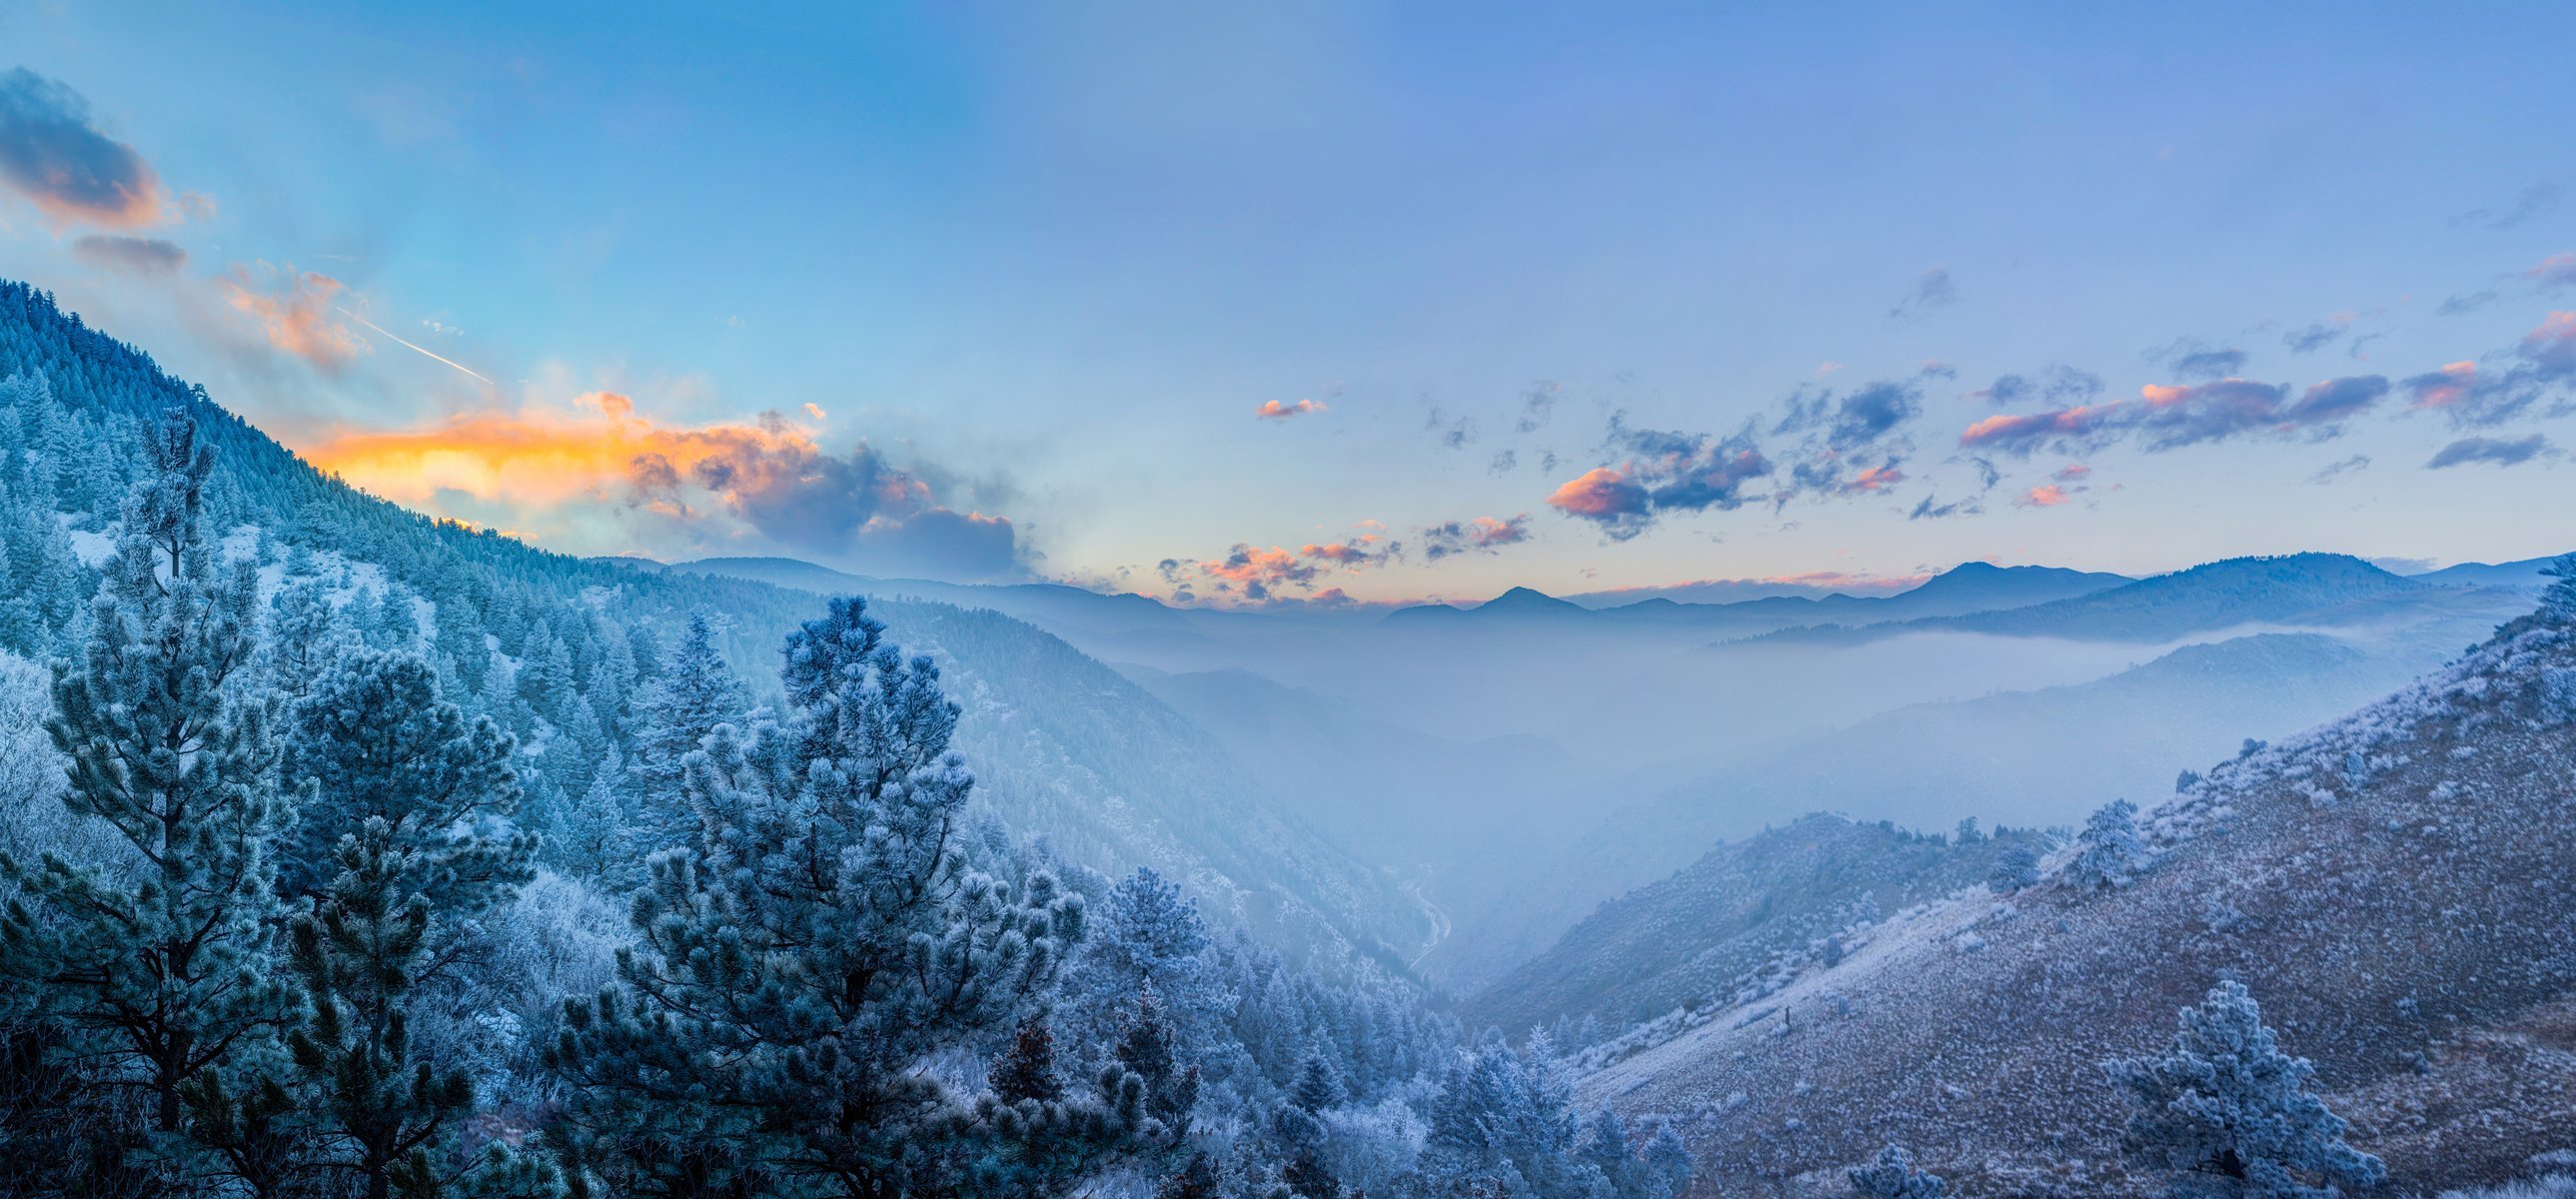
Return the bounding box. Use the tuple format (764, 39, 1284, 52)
(0, 284, 1687, 1199)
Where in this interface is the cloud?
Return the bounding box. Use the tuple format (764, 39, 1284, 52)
(1958, 374, 2388, 455)
(1255, 398, 1327, 420)
(2402, 312, 2576, 428)
(2448, 183, 2559, 231)
(2307, 454, 2370, 484)
(1516, 382, 1560, 433)
(2438, 291, 2499, 316)
(2527, 252, 2576, 291)
(2053, 464, 2091, 482)
(1420, 514, 1532, 560)
(2169, 347, 2249, 382)
(1889, 267, 1958, 320)
(222, 266, 369, 369)
(1908, 494, 1980, 520)
(0, 68, 171, 229)
(2425, 434, 2554, 470)
(1156, 535, 1395, 603)
(71, 234, 185, 275)
(304, 394, 1028, 581)
(1547, 416, 1774, 541)
(2282, 320, 2348, 355)
(1971, 365, 2103, 407)
(2018, 484, 2073, 508)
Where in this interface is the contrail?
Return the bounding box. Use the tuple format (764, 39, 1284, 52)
(337, 306, 496, 387)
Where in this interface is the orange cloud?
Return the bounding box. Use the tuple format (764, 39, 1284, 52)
(223, 267, 367, 368)
(2021, 484, 2070, 507)
(1255, 398, 1328, 420)
(2408, 361, 2477, 410)
(1546, 466, 1645, 518)
(303, 392, 809, 510)
(1848, 464, 1904, 492)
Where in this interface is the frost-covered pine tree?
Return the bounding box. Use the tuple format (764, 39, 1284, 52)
(278, 649, 532, 908)
(263, 575, 345, 701)
(1988, 842, 2040, 894)
(2538, 553, 2576, 624)
(2066, 797, 2150, 891)
(275, 648, 537, 1198)
(549, 596, 1084, 1198)
(625, 611, 747, 851)
(0, 410, 289, 1138)
(1849, 1144, 1946, 1199)
(2102, 980, 2385, 1199)
(1059, 865, 1230, 1074)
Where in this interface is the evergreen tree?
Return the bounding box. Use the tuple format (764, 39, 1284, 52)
(2102, 980, 2384, 1199)
(275, 649, 537, 1199)
(549, 596, 1083, 1199)
(1988, 842, 2040, 894)
(2066, 798, 2150, 891)
(263, 575, 346, 702)
(1849, 1144, 1945, 1199)
(990, 1016, 1066, 1105)
(625, 613, 747, 851)
(0, 410, 290, 1141)
(1062, 866, 1229, 1073)
(2540, 553, 2576, 624)
(277, 649, 531, 910)
(1154, 1153, 1221, 1199)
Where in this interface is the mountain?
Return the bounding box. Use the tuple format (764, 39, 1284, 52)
(1427, 590, 2530, 993)
(1576, 601, 2576, 1197)
(1461, 814, 2053, 1038)
(2419, 554, 2568, 591)
(0, 281, 1430, 970)
(1752, 553, 2434, 646)
(1384, 585, 1595, 624)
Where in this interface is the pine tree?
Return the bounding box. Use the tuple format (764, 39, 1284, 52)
(990, 1016, 1065, 1105)
(2540, 553, 2576, 625)
(1988, 842, 2040, 894)
(1110, 987, 1200, 1144)
(2102, 980, 2384, 1199)
(278, 649, 532, 909)
(1061, 866, 1228, 1073)
(2066, 798, 2150, 891)
(263, 575, 345, 702)
(1290, 1050, 1342, 1115)
(0, 410, 290, 1140)
(276, 649, 536, 1199)
(625, 613, 747, 851)
(549, 596, 1083, 1198)
(1849, 1144, 1945, 1199)
(1154, 1153, 1221, 1199)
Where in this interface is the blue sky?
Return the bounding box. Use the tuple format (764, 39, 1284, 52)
(2, 1, 2571, 603)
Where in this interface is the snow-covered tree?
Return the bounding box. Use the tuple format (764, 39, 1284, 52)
(1849, 1144, 1946, 1199)
(2102, 980, 2385, 1199)
(278, 649, 532, 910)
(548, 596, 1084, 1198)
(0, 410, 289, 1141)
(1060, 865, 1231, 1075)
(276, 648, 538, 1198)
(2066, 797, 2151, 891)
(2538, 553, 2576, 624)
(625, 612, 747, 851)
(1989, 842, 2040, 894)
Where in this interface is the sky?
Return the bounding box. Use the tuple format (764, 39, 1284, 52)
(1, 1, 2572, 606)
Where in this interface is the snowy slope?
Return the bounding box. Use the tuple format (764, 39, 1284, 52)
(1579, 608, 2576, 1197)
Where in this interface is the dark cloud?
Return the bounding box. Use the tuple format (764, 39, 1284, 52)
(1420, 515, 1533, 560)
(2282, 322, 2345, 355)
(1888, 267, 1959, 320)
(71, 234, 185, 275)
(0, 68, 169, 228)
(2426, 434, 2553, 470)
(1908, 494, 1980, 520)
(2170, 348, 2248, 382)
(656, 416, 1027, 581)
(1958, 374, 2388, 456)
(1546, 417, 1772, 541)
(2447, 184, 2559, 232)
(2403, 313, 2576, 428)
(1973, 365, 2103, 407)
(1488, 449, 1516, 475)
(2307, 455, 2370, 485)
